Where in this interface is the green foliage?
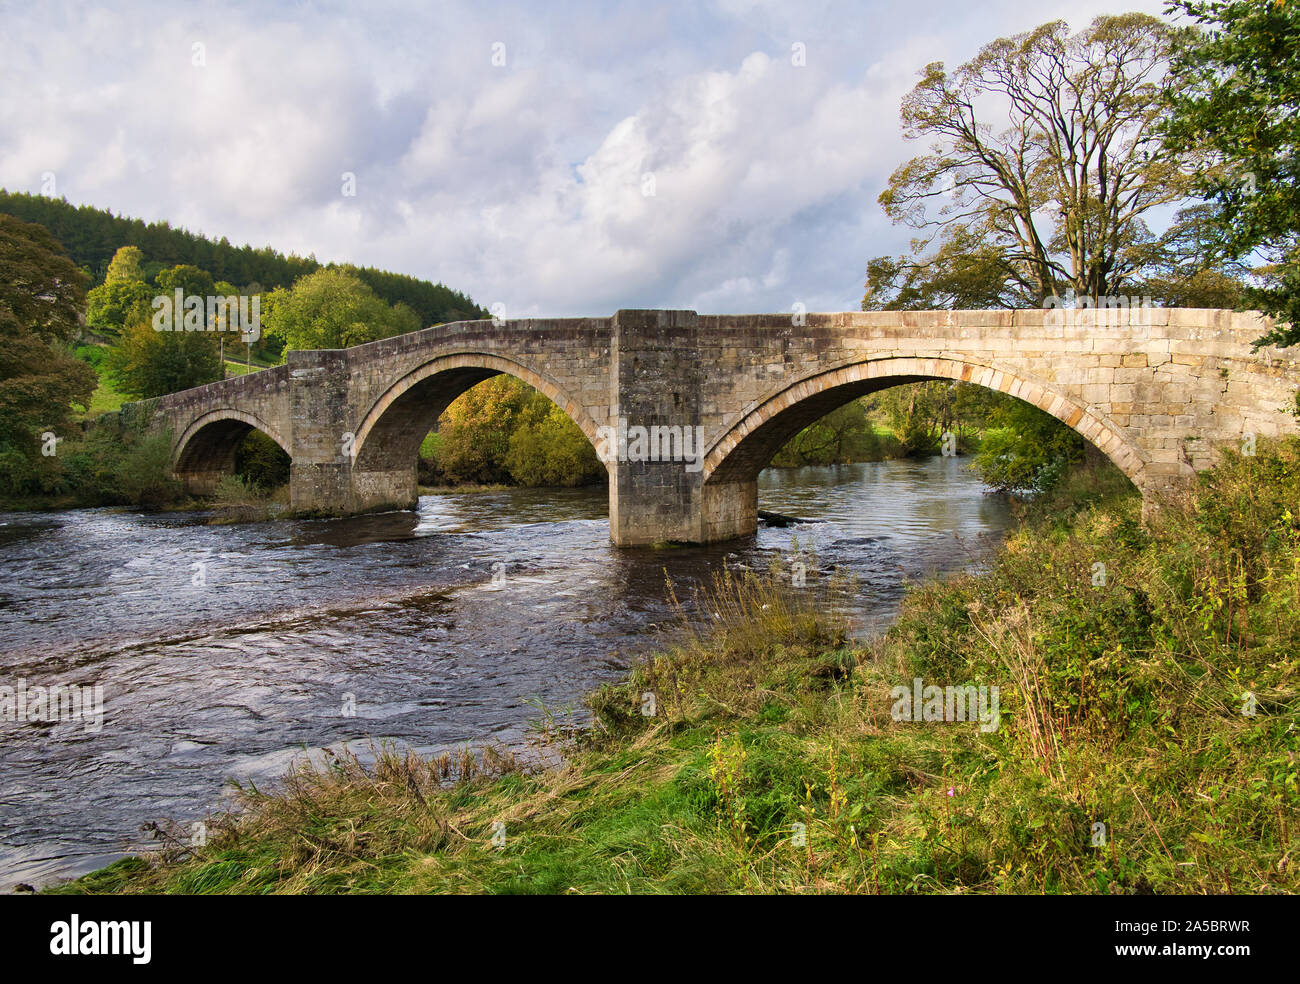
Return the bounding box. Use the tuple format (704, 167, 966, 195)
(0, 190, 484, 323)
(1162, 0, 1300, 346)
(0, 301, 97, 496)
(263, 267, 421, 352)
(769, 400, 891, 467)
(505, 403, 604, 487)
(423, 376, 527, 485)
(26, 417, 185, 509)
(106, 313, 222, 400)
(85, 278, 154, 338)
(865, 225, 1035, 310)
(233, 430, 290, 491)
(105, 245, 146, 283)
(0, 212, 87, 345)
(426, 375, 604, 488)
(971, 401, 1088, 494)
(865, 381, 997, 457)
(154, 263, 216, 299)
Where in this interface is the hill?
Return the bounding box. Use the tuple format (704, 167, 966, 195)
(0, 190, 487, 327)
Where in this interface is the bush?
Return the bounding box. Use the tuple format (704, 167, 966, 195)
(234, 430, 290, 491)
(971, 401, 1087, 494)
(505, 404, 604, 486)
(423, 376, 605, 488)
(57, 419, 184, 509)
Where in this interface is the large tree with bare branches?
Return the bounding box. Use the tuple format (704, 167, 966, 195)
(866, 13, 1219, 310)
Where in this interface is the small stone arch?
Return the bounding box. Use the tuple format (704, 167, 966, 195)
(702, 355, 1148, 489)
(172, 409, 290, 494)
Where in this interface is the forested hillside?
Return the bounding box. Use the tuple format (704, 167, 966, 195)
(0, 190, 486, 327)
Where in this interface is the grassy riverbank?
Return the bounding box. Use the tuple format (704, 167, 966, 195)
(54, 440, 1300, 894)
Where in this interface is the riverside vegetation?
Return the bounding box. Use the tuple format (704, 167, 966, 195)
(53, 438, 1300, 895)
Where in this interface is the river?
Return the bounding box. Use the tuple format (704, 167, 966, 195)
(0, 456, 1014, 889)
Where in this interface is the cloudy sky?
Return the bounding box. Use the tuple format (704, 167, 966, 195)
(2, 0, 1168, 317)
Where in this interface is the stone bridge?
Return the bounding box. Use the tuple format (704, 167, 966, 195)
(134, 308, 1299, 546)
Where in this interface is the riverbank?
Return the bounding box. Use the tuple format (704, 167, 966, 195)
(47, 439, 1299, 895)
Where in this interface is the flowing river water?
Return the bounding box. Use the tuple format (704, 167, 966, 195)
(0, 456, 1014, 889)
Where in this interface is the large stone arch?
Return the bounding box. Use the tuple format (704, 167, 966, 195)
(347, 352, 606, 512)
(352, 352, 604, 470)
(702, 355, 1148, 488)
(172, 409, 290, 494)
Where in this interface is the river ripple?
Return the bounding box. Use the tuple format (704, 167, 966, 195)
(0, 456, 1013, 888)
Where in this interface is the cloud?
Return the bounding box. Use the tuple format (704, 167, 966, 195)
(0, 0, 1169, 316)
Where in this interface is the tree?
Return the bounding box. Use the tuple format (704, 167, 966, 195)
(506, 403, 604, 486)
(431, 376, 535, 484)
(971, 399, 1087, 493)
(86, 279, 154, 338)
(0, 302, 97, 494)
(86, 245, 155, 338)
(105, 245, 146, 283)
(770, 401, 879, 466)
(865, 381, 999, 456)
(104, 262, 228, 398)
(154, 263, 216, 301)
(865, 225, 1031, 310)
(0, 217, 96, 493)
(1162, 0, 1300, 346)
(263, 267, 421, 353)
(0, 213, 87, 344)
(868, 14, 1211, 309)
(107, 315, 222, 399)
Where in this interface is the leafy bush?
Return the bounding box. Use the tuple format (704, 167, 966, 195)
(234, 430, 290, 491)
(424, 376, 604, 488)
(971, 400, 1087, 493)
(59, 421, 183, 509)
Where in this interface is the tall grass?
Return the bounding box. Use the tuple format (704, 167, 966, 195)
(55, 439, 1300, 895)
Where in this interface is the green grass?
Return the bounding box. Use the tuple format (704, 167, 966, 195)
(50, 441, 1300, 895)
(419, 431, 440, 459)
(69, 345, 270, 417)
(224, 359, 274, 376)
(73, 344, 125, 419)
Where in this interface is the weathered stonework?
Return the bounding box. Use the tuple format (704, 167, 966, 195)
(134, 308, 1300, 546)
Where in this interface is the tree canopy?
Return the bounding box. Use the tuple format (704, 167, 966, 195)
(0, 190, 487, 326)
(0, 212, 87, 344)
(1161, 0, 1300, 346)
(262, 267, 422, 351)
(866, 14, 1220, 310)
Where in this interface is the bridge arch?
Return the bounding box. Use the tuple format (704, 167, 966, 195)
(351, 352, 604, 472)
(172, 408, 291, 494)
(346, 352, 606, 510)
(701, 356, 1148, 489)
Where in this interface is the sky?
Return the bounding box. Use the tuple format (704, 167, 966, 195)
(1, 0, 1169, 318)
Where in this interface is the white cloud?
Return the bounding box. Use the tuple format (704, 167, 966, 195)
(0, 0, 1169, 316)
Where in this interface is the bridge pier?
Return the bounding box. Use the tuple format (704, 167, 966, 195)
(284, 350, 366, 516)
(608, 465, 757, 546)
(350, 465, 419, 513)
(605, 309, 759, 545)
